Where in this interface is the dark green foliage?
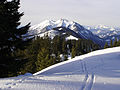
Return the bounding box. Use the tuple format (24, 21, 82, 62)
(0, 0, 30, 77)
(71, 46, 76, 58)
(113, 38, 118, 47)
(110, 39, 113, 48)
(56, 52, 61, 63)
(18, 35, 100, 75)
(104, 38, 120, 49)
(19, 37, 55, 74)
(104, 42, 109, 49)
(35, 48, 55, 71)
(117, 39, 120, 46)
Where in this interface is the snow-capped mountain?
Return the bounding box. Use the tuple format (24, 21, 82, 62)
(27, 19, 104, 46)
(85, 25, 120, 42)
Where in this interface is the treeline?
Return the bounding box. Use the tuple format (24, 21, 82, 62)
(104, 38, 120, 48)
(13, 35, 100, 75)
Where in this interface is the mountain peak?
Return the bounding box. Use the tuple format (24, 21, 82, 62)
(30, 19, 75, 30)
(28, 19, 104, 46)
(95, 24, 110, 29)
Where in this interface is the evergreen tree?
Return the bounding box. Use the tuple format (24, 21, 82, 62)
(62, 39, 67, 55)
(113, 38, 118, 47)
(35, 48, 54, 71)
(71, 46, 76, 58)
(110, 39, 113, 47)
(56, 52, 61, 63)
(117, 39, 120, 46)
(0, 0, 30, 77)
(104, 42, 109, 49)
(63, 55, 68, 61)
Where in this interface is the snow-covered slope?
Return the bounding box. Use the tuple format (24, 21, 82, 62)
(27, 19, 104, 46)
(1, 47, 120, 90)
(85, 25, 120, 42)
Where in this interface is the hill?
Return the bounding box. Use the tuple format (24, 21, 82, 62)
(0, 47, 120, 90)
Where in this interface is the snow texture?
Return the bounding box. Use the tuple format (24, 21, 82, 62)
(0, 47, 120, 90)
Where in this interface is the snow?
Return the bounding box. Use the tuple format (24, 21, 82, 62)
(86, 25, 120, 41)
(30, 19, 74, 32)
(0, 47, 120, 90)
(66, 35, 78, 40)
(27, 19, 104, 46)
(17, 73, 33, 77)
(29, 19, 90, 38)
(37, 30, 59, 39)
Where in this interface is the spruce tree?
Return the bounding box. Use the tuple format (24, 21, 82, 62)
(104, 42, 109, 49)
(0, 0, 30, 58)
(62, 39, 67, 55)
(56, 52, 61, 63)
(113, 38, 118, 47)
(117, 39, 120, 46)
(110, 39, 113, 47)
(71, 46, 76, 58)
(0, 0, 30, 77)
(35, 48, 54, 71)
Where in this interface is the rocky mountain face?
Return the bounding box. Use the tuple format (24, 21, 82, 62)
(26, 19, 104, 47)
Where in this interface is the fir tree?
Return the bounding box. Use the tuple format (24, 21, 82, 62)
(62, 39, 67, 55)
(104, 42, 109, 49)
(56, 52, 61, 63)
(71, 46, 76, 58)
(113, 38, 118, 47)
(110, 39, 113, 47)
(117, 39, 120, 46)
(0, 0, 30, 77)
(35, 48, 54, 71)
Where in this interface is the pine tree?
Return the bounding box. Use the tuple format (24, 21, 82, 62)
(62, 39, 67, 55)
(56, 52, 61, 63)
(113, 38, 118, 47)
(110, 39, 113, 47)
(35, 48, 55, 72)
(71, 46, 76, 58)
(0, 0, 30, 58)
(104, 42, 109, 49)
(117, 39, 120, 46)
(64, 55, 68, 61)
(0, 0, 30, 54)
(0, 0, 30, 77)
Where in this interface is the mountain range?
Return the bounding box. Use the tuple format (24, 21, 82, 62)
(26, 19, 120, 47)
(85, 25, 120, 42)
(27, 19, 104, 46)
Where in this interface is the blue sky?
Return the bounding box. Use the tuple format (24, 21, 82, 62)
(20, 0, 120, 26)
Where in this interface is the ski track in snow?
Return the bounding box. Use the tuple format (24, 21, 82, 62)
(0, 47, 120, 90)
(80, 61, 95, 90)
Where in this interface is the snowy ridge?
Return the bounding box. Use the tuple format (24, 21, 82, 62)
(34, 47, 120, 75)
(29, 19, 74, 33)
(85, 25, 120, 42)
(27, 19, 104, 46)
